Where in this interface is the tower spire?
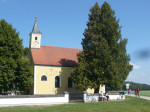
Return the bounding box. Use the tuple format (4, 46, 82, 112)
(30, 17, 42, 49)
(32, 16, 41, 34)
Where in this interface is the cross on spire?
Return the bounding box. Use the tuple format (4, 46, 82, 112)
(35, 16, 37, 21)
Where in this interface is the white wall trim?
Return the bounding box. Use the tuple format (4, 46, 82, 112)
(0, 92, 69, 107)
(34, 65, 37, 95)
(83, 92, 125, 102)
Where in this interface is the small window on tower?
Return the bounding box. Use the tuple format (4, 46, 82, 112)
(35, 37, 37, 40)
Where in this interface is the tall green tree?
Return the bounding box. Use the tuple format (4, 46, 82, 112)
(15, 57, 33, 93)
(15, 47, 33, 94)
(0, 19, 33, 94)
(99, 2, 132, 90)
(71, 2, 132, 93)
(0, 19, 23, 93)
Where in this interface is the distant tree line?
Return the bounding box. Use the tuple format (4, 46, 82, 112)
(106, 81, 150, 91)
(122, 81, 150, 90)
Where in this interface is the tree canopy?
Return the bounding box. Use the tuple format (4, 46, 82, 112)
(0, 19, 33, 94)
(71, 2, 133, 93)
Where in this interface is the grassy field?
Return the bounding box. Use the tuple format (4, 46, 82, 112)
(0, 96, 150, 112)
(140, 91, 150, 97)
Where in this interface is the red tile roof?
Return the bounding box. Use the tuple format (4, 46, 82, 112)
(31, 45, 82, 67)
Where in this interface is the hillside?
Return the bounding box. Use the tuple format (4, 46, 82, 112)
(122, 81, 150, 90)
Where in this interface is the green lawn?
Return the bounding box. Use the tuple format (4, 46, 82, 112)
(0, 96, 150, 112)
(140, 91, 150, 97)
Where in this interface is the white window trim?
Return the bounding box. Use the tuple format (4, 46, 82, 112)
(68, 77, 74, 88)
(60, 76, 61, 88)
(72, 81, 74, 88)
(55, 76, 61, 88)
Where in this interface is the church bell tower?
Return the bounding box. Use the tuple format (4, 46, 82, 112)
(30, 17, 41, 49)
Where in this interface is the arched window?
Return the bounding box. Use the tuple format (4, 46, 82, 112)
(41, 75, 47, 81)
(35, 37, 37, 40)
(68, 77, 74, 88)
(55, 76, 60, 88)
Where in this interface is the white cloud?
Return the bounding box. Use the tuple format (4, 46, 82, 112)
(130, 63, 140, 69)
(140, 73, 146, 77)
(128, 73, 137, 79)
(126, 73, 137, 82)
(126, 72, 150, 85)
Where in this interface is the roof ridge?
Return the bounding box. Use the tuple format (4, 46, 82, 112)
(40, 45, 82, 50)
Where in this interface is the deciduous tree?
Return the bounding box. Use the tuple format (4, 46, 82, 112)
(0, 19, 33, 94)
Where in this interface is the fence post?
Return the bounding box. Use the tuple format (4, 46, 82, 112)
(83, 91, 87, 102)
(64, 91, 69, 103)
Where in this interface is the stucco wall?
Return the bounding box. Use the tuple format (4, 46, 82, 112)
(99, 85, 105, 94)
(34, 65, 105, 95)
(34, 65, 82, 94)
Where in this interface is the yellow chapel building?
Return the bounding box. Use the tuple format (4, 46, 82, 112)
(29, 18, 105, 95)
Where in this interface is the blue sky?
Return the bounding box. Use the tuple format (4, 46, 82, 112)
(0, 0, 150, 85)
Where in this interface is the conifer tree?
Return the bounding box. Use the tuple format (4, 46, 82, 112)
(71, 2, 132, 92)
(100, 2, 132, 89)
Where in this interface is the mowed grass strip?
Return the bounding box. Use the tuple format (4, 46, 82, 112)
(131, 91, 150, 97)
(140, 91, 150, 97)
(0, 96, 150, 112)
